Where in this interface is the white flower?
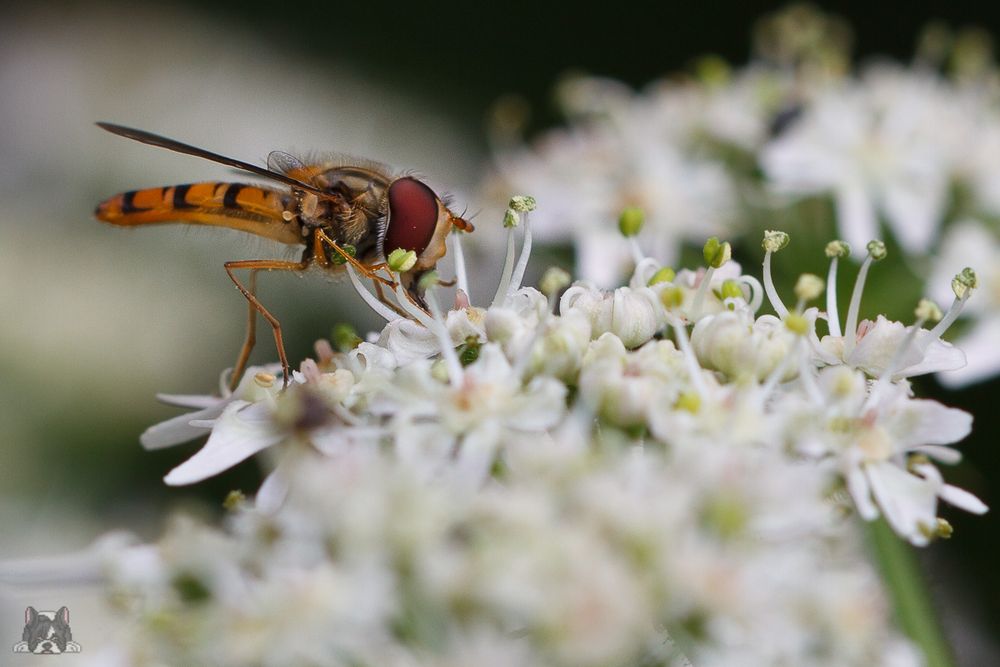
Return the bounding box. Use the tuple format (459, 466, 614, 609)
(762, 66, 955, 254)
(787, 367, 987, 546)
(488, 76, 737, 286)
(387, 343, 566, 483)
(560, 282, 663, 348)
(691, 307, 796, 381)
(816, 314, 966, 380)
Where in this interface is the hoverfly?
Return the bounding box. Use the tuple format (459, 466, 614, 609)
(95, 123, 473, 389)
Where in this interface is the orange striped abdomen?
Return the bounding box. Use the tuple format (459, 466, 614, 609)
(95, 182, 303, 245)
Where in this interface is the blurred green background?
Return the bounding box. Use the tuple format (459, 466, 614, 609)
(0, 0, 997, 663)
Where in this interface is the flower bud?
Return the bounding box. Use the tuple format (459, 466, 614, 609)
(387, 248, 417, 272)
(540, 266, 571, 297)
(703, 237, 732, 268)
(794, 274, 824, 302)
(647, 266, 676, 286)
(915, 299, 942, 323)
(618, 206, 645, 237)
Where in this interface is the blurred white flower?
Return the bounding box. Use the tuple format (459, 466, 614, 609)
(930, 220, 1000, 386)
(761, 66, 959, 255)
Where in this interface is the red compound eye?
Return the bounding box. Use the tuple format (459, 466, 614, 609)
(384, 177, 439, 258)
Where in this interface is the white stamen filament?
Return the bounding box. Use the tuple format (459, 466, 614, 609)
(507, 212, 533, 298)
(690, 266, 715, 321)
(628, 236, 644, 266)
(346, 265, 400, 323)
(739, 275, 765, 313)
(763, 250, 789, 318)
(425, 287, 463, 388)
(929, 295, 969, 339)
(392, 281, 436, 329)
(826, 256, 842, 337)
(760, 337, 802, 402)
(671, 317, 708, 399)
(491, 225, 518, 308)
(843, 255, 875, 358)
(451, 232, 469, 297)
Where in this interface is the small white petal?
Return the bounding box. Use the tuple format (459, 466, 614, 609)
(847, 466, 879, 521)
(255, 466, 290, 514)
(939, 484, 989, 515)
(163, 401, 284, 485)
(140, 405, 225, 450)
(912, 445, 962, 465)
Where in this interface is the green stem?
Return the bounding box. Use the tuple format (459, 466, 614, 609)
(865, 519, 955, 667)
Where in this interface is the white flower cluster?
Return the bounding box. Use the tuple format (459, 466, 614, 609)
(95, 205, 986, 665)
(484, 6, 1000, 386)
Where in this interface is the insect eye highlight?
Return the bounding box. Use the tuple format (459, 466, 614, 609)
(384, 177, 439, 258)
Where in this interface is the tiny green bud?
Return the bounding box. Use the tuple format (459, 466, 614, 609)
(618, 206, 645, 237)
(794, 273, 824, 302)
(703, 237, 731, 268)
(540, 266, 571, 296)
(418, 270, 440, 291)
(720, 279, 743, 300)
(387, 247, 418, 272)
(223, 489, 245, 511)
(647, 266, 676, 286)
(824, 240, 850, 258)
(762, 230, 790, 253)
(915, 299, 942, 323)
(332, 323, 362, 352)
(784, 312, 809, 335)
(660, 286, 684, 309)
(508, 194, 537, 212)
(503, 207, 520, 228)
(675, 391, 701, 414)
(457, 335, 482, 366)
(332, 243, 357, 265)
(866, 240, 887, 260)
(935, 518, 953, 539)
(952, 267, 978, 300)
(694, 54, 731, 86)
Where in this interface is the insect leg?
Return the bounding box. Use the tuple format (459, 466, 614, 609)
(224, 259, 309, 390)
(314, 229, 397, 289)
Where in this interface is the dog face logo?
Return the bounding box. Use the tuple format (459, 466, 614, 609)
(12, 606, 81, 654)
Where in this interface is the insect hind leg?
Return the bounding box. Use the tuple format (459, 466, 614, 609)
(224, 259, 309, 390)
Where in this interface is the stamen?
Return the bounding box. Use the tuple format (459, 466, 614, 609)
(843, 241, 885, 358)
(424, 282, 463, 388)
(491, 209, 519, 308)
(738, 275, 765, 313)
(825, 241, 850, 337)
(451, 231, 469, 298)
(346, 264, 401, 323)
(929, 269, 976, 339)
(759, 235, 792, 314)
(670, 316, 708, 399)
(507, 210, 533, 297)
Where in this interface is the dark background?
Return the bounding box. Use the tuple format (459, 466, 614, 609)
(1, 0, 996, 662)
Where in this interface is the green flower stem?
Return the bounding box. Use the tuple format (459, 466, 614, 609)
(866, 519, 955, 667)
